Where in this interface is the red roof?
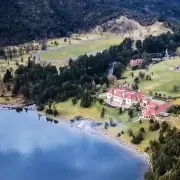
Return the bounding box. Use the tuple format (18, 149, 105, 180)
(142, 102, 169, 117)
(107, 87, 143, 100)
(129, 59, 143, 67)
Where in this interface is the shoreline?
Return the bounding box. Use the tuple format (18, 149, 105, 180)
(0, 102, 35, 109)
(0, 104, 150, 165)
(38, 111, 151, 165)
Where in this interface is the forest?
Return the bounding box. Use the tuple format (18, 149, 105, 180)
(3, 38, 134, 109)
(3, 31, 180, 107)
(1, 0, 180, 46)
(144, 126, 180, 180)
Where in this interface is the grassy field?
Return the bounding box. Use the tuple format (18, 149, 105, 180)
(117, 57, 180, 97)
(54, 99, 140, 122)
(103, 120, 159, 151)
(40, 37, 123, 60)
(55, 99, 102, 120)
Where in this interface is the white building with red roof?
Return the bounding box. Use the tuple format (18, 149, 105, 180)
(106, 86, 169, 118)
(129, 59, 144, 67)
(141, 100, 169, 119)
(106, 86, 144, 108)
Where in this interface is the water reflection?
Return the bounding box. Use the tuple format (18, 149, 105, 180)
(0, 110, 148, 180)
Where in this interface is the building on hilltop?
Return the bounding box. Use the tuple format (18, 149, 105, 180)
(129, 59, 144, 67)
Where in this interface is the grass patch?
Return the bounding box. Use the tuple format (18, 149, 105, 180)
(55, 99, 102, 120)
(40, 37, 123, 60)
(55, 99, 140, 122)
(124, 120, 159, 150)
(101, 120, 159, 151)
(117, 58, 180, 97)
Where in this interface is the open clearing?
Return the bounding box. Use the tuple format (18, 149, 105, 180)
(40, 37, 123, 60)
(102, 120, 159, 151)
(117, 57, 180, 97)
(54, 99, 139, 122)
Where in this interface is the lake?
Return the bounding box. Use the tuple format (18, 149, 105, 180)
(0, 109, 148, 180)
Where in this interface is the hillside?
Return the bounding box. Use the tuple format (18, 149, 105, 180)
(91, 16, 172, 40)
(0, 0, 180, 46)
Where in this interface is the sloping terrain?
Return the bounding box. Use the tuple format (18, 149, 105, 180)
(91, 16, 172, 39)
(0, 0, 180, 46)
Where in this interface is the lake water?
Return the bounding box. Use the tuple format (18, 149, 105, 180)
(0, 110, 148, 180)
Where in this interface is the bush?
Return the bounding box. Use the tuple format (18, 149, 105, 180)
(116, 133, 121, 137)
(149, 120, 160, 131)
(98, 98, 104, 105)
(161, 121, 169, 132)
(37, 105, 44, 111)
(139, 127, 145, 133)
(149, 119, 154, 124)
(53, 109, 59, 117)
(72, 97, 78, 105)
(127, 128, 133, 137)
(131, 132, 144, 144)
(6, 84, 11, 91)
(101, 108, 105, 118)
(119, 107, 123, 114)
(45, 108, 53, 115)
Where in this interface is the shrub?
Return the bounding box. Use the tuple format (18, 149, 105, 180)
(127, 128, 133, 137)
(6, 84, 11, 91)
(101, 108, 105, 118)
(45, 108, 53, 115)
(98, 98, 104, 105)
(149, 120, 160, 131)
(53, 109, 59, 117)
(139, 127, 145, 133)
(131, 132, 144, 144)
(37, 105, 44, 111)
(149, 119, 154, 124)
(116, 133, 121, 137)
(161, 121, 169, 132)
(119, 107, 123, 114)
(72, 97, 78, 105)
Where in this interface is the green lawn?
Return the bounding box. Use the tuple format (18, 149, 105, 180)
(123, 120, 159, 150)
(101, 119, 159, 151)
(55, 99, 102, 120)
(54, 98, 140, 122)
(54, 99, 158, 151)
(117, 57, 180, 97)
(40, 37, 123, 60)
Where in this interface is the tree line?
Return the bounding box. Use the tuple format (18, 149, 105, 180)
(1, 0, 180, 46)
(144, 125, 180, 180)
(3, 38, 137, 109)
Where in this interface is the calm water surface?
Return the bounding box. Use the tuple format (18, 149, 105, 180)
(0, 110, 148, 180)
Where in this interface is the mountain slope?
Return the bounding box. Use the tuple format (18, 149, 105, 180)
(0, 0, 180, 46)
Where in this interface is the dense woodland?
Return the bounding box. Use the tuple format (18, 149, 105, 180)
(3, 31, 180, 108)
(3, 38, 134, 109)
(145, 126, 180, 180)
(1, 0, 180, 45)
